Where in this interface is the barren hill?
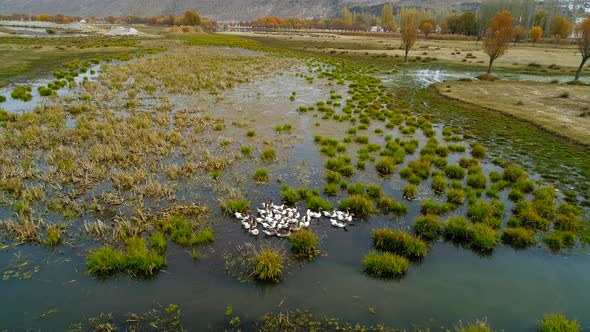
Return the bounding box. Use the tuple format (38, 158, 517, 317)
(0, 0, 476, 21)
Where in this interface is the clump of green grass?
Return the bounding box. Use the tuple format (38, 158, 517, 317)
(467, 173, 487, 189)
(366, 184, 382, 199)
(402, 184, 418, 200)
(190, 229, 215, 245)
(540, 314, 580, 332)
(290, 229, 319, 260)
(445, 165, 465, 179)
(503, 164, 527, 183)
(502, 227, 536, 249)
(11, 85, 32, 101)
(281, 186, 301, 205)
(373, 228, 427, 260)
(339, 195, 373, 218)
(468, 223, 499, 252)
(87, 246, 125, 275)
(444, 216, 470, 242)
(421, 199, 453, 215)
(307, 195, 333, 211)
(377, 196, 408, 215)
(323, 183, 338, 196)
(467, 200, 503, 228)
(414, 215, 442, 241)
(125, 237, 166, 276)
(250, 245, 283, 283)
(254, 169, 269, 183)
(87, 238, 166, 277)
(347, 183, 365, 195)
(167, 216, 192, 246)
(363, 252, 410, 279)
(544, 231, 576, 252)
(454, 319, 495, 332)
(471, 144, 486, 159)
(240, 145, 252, 156)
(431, 175, 447, 194)
(150, 232, 167, 253)
(375, 157, 396, 176)
(222, 199, 250, 215)
(261, 148, 276, 162)
(447, 188, 466, 205)
(246, 130, 256, 137)
(325, 172, 341, 184)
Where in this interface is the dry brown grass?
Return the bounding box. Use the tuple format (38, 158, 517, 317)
(435, 80, 590, 146)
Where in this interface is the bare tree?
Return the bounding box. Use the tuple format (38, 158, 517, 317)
(575, 16, 590, 80)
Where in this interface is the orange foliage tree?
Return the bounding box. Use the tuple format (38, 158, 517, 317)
(400, 8, 418, 63)
(421, 22, 434, 39)
(512, 25, 526, 45)
(183, 10, 201, 26)
(483, 11, 513, 74)
(550, 16, 573, 41)
(575, 16, 590, 80)
(529, 26, 543, 46)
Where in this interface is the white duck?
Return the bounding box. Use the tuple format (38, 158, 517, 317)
(249, 228, 259, 236)
(263, 229, 277, 236)
(330, 218, 347, 228)
(235, 212, 245, 219)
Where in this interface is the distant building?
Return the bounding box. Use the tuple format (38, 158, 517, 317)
(79, 19, 87, 23)
(370, 26, 383, 32)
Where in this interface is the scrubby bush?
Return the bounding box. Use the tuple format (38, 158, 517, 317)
(281, 186, 301, 205)
(347, 183, 365, 196)
(323, 183, 338, 196)
(544, 231, 576, 252)
(421, 199, 453, 215)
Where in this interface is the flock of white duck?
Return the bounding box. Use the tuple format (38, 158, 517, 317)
(234, 201, 354, 237)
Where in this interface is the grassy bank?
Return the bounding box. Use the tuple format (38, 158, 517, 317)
(434, 80, 590, 147)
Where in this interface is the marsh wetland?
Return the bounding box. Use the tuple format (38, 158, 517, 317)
(0, 31, 589, 331)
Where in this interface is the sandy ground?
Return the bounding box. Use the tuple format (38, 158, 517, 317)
(228, 31, 585, 71)
(434, 80, 590, 146)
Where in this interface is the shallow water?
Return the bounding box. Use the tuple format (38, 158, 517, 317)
(1, 50, 589, 331)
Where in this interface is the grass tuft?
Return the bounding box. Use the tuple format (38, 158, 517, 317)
(290, 229, 319, 260)
(363, 251, 410, 279)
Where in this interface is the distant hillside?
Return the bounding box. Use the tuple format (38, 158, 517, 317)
(0, 0, 477, 21)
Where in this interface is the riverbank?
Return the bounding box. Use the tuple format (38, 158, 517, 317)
(434, 80, 590, 147)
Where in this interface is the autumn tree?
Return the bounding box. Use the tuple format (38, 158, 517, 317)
(184, 10, 201, 26)
(400, 8, 418, 63)
(342, 7, 354, 27)
(550, 16, 572, 40)
(574, 16, 590, 80)
(381, 4, 393, 29)
(512, 25, 526, 45)
(483, 11, 513, 74)
(529, 26, 543, 46)
(421, 21, 434, 39)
